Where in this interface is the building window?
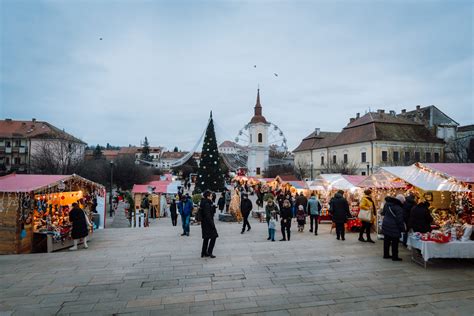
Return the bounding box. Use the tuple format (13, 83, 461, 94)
(434, 152, 440, 163)
(14, 140, 21, 147)
(361, 152, 366, 163)
(393, 151, 399, 162)
(321, 156, 324, 166)
(5, 157, 10, 165)
(361, 171, 366, 176)
(14, 157, 20, 164)
(404, 151, 410, 162)
(332, 155, 337, 164)
(425, 152, 432, 162)
(5, 141, 11, 147)
(258, 133, 263, 143)
(343, 154, 348, 164)
(256, 167, 261, 175)
(414, 152, 420, 162)
(381, 151, 388, 162)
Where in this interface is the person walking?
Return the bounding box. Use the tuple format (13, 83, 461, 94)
(178, 195, 193, 236)
(296, 205, 306, 232)
(265, 198, 279, 240)
(306, 193, 321, 235)
(408, 200, 433, 234)
(329, 190, 351, 241)
(240, 193, 253, 233)
(280, 199, 292, 241)
(199, 191, 218, 258)
(381, 194, 406, 261)
(268, 211, 277, 241)
(170, 198, 178, 226)
(358, 189, 376, 243)
(69, 202, 90, 251)
(217, 193, 225, 213)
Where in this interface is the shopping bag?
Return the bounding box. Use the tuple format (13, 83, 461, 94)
(358, 209, 372, 222)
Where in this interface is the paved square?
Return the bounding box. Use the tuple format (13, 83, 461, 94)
(1, 214, 474, 315)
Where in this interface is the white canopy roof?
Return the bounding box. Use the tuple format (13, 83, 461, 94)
(307, 174, 359, 191)
(381, 165, 469, 192)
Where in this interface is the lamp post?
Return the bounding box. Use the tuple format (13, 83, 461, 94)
(310, 160, 313, 181)
(366, 163, 370, 176)
(109, 160, 114, 217)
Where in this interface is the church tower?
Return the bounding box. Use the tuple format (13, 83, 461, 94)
(247, 89, 270, 177)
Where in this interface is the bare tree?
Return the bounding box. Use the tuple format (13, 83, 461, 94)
(30, 140, 84, 174)
(323, 161, 359, 175)
(446, 137, 471, 162)
(294, 161, 309, 180)
(264, 164, 295, 178)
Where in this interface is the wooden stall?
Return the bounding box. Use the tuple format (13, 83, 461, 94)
(0, 174, 105, 254)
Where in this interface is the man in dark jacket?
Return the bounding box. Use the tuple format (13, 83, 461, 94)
(381, 195, 405, 261)
(240, 194, 253, 234)
(199, 191, 218, 258)
(217, 194, 225, 213)
(329, 190, 351, 241)
(295, 192, 308, 214)
(408, 201, 433, 234)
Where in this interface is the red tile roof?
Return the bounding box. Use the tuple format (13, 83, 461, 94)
(0, 119, 86, 144)
(293, 131, 340, 152)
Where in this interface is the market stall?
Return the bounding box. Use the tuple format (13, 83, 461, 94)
(364, 163, 473, 266)
(0, 174, 105, 254)
(305, 174, 365, 231)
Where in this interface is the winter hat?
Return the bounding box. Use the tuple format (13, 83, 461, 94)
(298, 205, 304, 210)
(395, 194, 406, 204)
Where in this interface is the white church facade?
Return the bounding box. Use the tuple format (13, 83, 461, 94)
(247, 89, 270, 177)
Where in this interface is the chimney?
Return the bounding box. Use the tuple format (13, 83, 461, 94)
(349, 118, 356, 123)
(314, 128, 320, 136)
(416, 105, 421, 110)
(401, 109, 406, 114)
(356, 113, 360, 119)
(32, 118, 36, 122)
(389, 110, 396, 116)
(377, 109, 385, 114)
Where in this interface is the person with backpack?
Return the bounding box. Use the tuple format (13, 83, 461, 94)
(381, 194, 406, 261)
(307, 192, 322, 235)
(329, 190, 351, 241)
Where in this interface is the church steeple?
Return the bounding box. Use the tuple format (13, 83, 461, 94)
(250, 89, 267, 124)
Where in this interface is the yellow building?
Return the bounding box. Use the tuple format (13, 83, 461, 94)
(294, 110, 445, 177)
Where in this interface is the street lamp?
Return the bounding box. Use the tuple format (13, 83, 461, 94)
(310, 160, 313, 181)
(366, 163, 370, 176)
(109, 160, 114, 217)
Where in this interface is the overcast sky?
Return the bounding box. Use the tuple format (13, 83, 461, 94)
(1, 0, 472, 151)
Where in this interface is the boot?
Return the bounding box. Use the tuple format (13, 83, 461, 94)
(69, 240, 78, 251)
(287, 231, 291, 241)
(83, 237, 89, 249)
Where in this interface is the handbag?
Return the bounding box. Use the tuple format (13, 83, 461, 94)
(358, 209, 372, 222)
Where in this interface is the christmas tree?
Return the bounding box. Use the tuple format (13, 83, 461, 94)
(195, 112, 225, 193)
(141, 137, 151, 161)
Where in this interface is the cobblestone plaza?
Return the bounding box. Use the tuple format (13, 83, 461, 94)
(1, 211, 474, 316)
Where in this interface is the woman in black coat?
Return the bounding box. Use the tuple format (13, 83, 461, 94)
(69, 202, 89, 251)
(381, 195, 405, 261)
(408, 201, 433, 234)
(200, 191, 218, 258)
(329, 190, 351, 241)
(280, 199, 292, 241)
(170, 198, 178, 226)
